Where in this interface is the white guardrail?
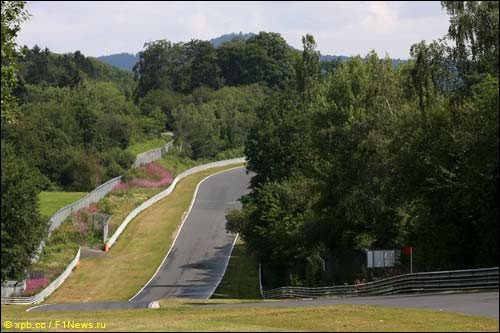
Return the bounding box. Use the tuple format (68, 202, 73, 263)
(1, 248, 81, 305)
(47, 176, 123, 233)
(262, 267, 499, 299)
(2, 157, 246, 305)
(106, 157, 246, 249)
(132, 141, 173, 168)
(2, 140, 174, 303)
(47, 140, 174, 233)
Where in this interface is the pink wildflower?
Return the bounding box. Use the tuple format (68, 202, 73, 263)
(130, 163, 174, 188)
(87, 205, 100, 213)
(113, 182, 129, 191)
(25, 278, 48, 293)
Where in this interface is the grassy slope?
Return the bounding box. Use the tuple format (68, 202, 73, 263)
(43, 164, 245, 303)
(155, 154, 211, 177)
(212, 237, 261, 299)
(38, 192, 88, 220)
(1, 302, 498, 332)
(127, 137, 170, 156)
(103, 187, 162, 233)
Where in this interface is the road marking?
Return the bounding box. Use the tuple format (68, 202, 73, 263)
(207, 233, 239, 299)
(129, 165, 246, 302)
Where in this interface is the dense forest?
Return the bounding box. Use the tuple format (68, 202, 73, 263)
(226, 1, 499, 287)
(1, 1, 498, 287)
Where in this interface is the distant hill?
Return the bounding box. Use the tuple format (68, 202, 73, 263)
(319, 54, 349, 62)
(96, 33, 407, 71)
(208, 32, 256, 47)
(97, 52, 138, 71)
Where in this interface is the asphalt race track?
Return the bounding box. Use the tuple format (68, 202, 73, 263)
(30, 166, 252, 313)
(27, 167, 498, 318)
(29, 292, 499, 318)
(131, 166, 252, 301)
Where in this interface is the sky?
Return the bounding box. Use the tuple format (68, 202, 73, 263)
(17, 1, 451, 59)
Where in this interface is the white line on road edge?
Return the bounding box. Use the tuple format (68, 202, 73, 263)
(128, 165, 246, 302)
(25, 304, 46, 312)
(207, 233, 239, 299)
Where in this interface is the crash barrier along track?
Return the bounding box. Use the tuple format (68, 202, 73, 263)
(1, 141, 173, 300)
(132, 141, 173, 168)
(1, 157, 245, 305)
(106, 157, 246, 249)
(263, 267, 499, 299)
(48, 141, 173, 234)
(1, 248, 81, 305)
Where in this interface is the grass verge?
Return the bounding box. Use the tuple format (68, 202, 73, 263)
(127, 137, 169, 156)
(38, 192, 88, 220)
(212, 238, 261, 299)
(1, 302, 498, 332)
(155, 153, 210, 177)
(41, 163, 245, 303)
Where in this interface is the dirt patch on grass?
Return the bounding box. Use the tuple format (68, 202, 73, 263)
(80, 247, 112, 259)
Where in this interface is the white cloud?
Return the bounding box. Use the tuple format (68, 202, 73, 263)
(361, 1, 398, 33)
(17, 1, 450, 59)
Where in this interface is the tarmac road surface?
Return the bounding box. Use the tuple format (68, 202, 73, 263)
(30, 166, 252, 312)
(29, 292, 499, 319)
(130, 166, 253, 302)
(26, 167, 498, 318)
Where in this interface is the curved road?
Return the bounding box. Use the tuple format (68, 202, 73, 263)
(30, 166, 252, 312)
(131, 166, 252, 301)
(27, 167, 498, 318)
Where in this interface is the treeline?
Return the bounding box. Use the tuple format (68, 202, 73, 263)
(227, 1, 499, 287)
(133, 32, 297, 99)
(132, 32, 297, 159)
(2, 46, 162, 192)
(1, 2, 294, 281)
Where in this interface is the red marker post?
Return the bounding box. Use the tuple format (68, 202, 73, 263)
(403, 246, 413, 273)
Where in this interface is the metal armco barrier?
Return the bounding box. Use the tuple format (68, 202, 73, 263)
(1, 248, 81, 305)
(262, 267, 499, 299)
(2, 140, 176, 303)
(48, 140, 174, 234)
(47, 176, 123, 233)
(132, 141, 173, 168)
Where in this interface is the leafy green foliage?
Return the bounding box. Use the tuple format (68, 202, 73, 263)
(17, 47, 135, 96)
(233, 3, 499, 287)
(134, 32, 296, 101)
(1, 0, 29, 125)
(442, 1, 499, 77)
(172, 84, 266, 159)
(133, 39, 223, 100)
(1, 141, 47, 281)
(3, 80, 140, 190)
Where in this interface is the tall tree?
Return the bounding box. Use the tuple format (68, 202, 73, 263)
(295, 34, 320, 104)
(242, 32, 296, 89)
(442, 1, 499, 77)
(183, 39, 223, 92)
(1, 2, 48, 282)
(216, 37, 246, 86)
(1, 0, 29, 125)
(1, 141, 47, 281)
